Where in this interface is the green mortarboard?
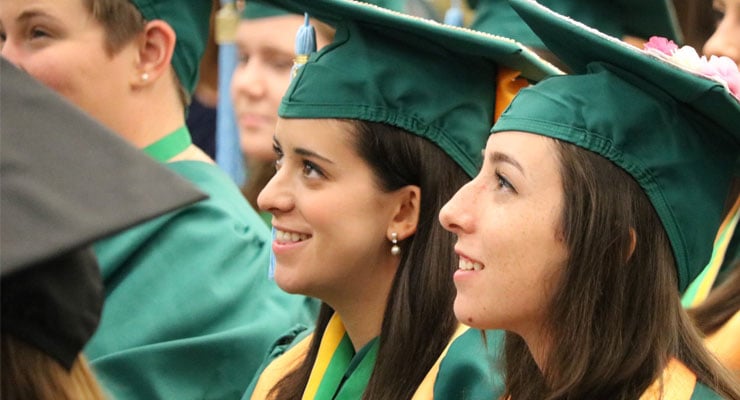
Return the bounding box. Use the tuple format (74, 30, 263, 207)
(253, 0, 561, 177)
(242, 2, 293, 19)
(129, 0, 212, 95)
(492, 0, 740, 292)
(469, 0, 683, 49)
(242, 0, 406, 19)
(0, 59, 206, 369)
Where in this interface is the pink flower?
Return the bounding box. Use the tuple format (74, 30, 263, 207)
(644, 36, 678, 56)
(642, 37, 740, 101)
(706, 55, 740, 99)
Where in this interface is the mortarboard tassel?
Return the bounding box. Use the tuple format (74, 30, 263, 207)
(291, 13, 317, 78)
(444, 0, 464, 27)
(215, 0, 246, 186)
(269, 227, 277, 280)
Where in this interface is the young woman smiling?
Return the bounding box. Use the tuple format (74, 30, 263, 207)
(440, 1, 740, 398)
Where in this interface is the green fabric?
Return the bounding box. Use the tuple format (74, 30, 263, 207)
(690, 382, 724, 400)
(242, 324, 313, 399)
(253, 0, 560, 177)
(315, 337, 378, 400)
(142, 126, 192, 162)
(314, 335, 354, 398)
(86, 161, 319, 400)
(470, 0, 682, 48)
(242, 0, 405, 19)
(129, 0, 211, 95)
(716, 229, 739, 286)
(493, 0, 740, 292)
(509, 0, 739, 138)
(242, 2, 292, 19)
(434, 329, 504, 400)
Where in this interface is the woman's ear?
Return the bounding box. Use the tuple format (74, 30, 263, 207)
(131, 20, 176, 88)
(387, 185, 421, 241)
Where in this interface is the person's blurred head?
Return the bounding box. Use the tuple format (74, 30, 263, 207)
(0, 0, 210, 141)
(231, 5, 333, 162)
(704, 0, 740, 67)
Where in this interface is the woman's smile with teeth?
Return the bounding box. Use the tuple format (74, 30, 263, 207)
(458, 258, 484, 271)
(275, 229, 311, 243)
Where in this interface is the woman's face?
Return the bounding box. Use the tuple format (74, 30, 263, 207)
(704, 0, 740, 67)
(439, 132, 569, 338)
(231, 16, 329, 162)
(257, 118, 402, 307)
(0, 0, 136, 132)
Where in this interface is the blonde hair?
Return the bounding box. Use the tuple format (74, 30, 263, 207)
(1, 335, 108, 400)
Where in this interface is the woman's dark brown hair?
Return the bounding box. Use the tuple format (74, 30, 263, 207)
(502, 140, 740, 399)
(242, 159, 277, 213)
(267, 120, 468, 399)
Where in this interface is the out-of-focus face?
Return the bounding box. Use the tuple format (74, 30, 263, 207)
(0, 0, 137, 134)
(439, 132, 568, 339)
(257, 118, 401, 308)
(231, 15, 313, 162)
(704, 0, 740, 67)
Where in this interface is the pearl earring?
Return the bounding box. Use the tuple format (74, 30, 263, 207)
(390, 232, 400, 256)
(141, 72, 150, 81)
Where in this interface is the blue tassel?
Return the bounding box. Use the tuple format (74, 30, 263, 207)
(295, 13, 317, 55)
(291, 13, 316, 78)
(268, 227, 276, 279)
(444, 0, 464, 27)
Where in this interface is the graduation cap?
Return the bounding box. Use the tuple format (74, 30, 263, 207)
(241, 0, 406, 19)
(0, 58, 207, 370)
(252, 0, 561, 177)
(241, 1, 299, 19)
(491, 0, 740, 292)
(129, 0, 213, 95)
(468, 0, 683, 48)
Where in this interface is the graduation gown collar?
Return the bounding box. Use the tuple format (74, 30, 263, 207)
(143, 126, 193, 162)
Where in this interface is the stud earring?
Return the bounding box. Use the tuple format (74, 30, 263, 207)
(141, 72, 149, 81)
(390, 232, 400, 256)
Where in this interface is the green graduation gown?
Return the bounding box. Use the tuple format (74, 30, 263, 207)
(85, 160, 318, 399)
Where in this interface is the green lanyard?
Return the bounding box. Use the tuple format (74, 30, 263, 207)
(142, 126, 192, 162)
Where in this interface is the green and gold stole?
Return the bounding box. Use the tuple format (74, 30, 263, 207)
(682, 196, 739, 307)
(303, 314, 378, 400)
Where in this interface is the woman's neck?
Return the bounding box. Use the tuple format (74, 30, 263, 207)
(334, 301, 385, 352)
(116, 75, 187, 150)
(329, 264, 397, 351)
